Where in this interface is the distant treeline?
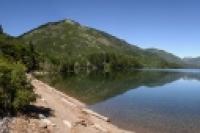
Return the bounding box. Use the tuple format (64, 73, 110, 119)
(42, 52, 143, 73)
(39, 52, 181, 74)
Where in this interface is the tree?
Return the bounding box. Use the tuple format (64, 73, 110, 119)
(0, 25, 3, 34)
(28, 41, 39, 71)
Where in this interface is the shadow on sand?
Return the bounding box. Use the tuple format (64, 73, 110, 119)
(20, 105, 54, 119)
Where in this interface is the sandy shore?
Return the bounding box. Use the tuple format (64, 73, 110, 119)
(13, 75, 134, 133)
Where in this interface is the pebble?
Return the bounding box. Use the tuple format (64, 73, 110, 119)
(0, 117, 10, 133)
(39, 121, 48, 128)
(39, 114, 46, 119)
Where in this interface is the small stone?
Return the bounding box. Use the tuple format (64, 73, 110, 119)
(39, 122, 48, 129)
(38, 114, 46, 119)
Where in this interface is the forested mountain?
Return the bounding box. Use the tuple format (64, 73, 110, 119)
(183, 57, 200, 68)
(20, 19, 182, 72)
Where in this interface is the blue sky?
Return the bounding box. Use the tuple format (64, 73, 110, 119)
(0, 0, 199, 57)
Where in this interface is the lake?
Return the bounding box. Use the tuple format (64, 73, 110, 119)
(36, 69, 200, 133)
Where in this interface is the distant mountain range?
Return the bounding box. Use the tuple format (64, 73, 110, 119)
(18, 19, 194, 71)
(183, 57, 200, 68)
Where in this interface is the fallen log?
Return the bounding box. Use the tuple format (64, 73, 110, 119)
(63, 120, 72, 129)
(61, 98, 77, 107)
(82, 108, 110, 122)
(92, 123, 108, 133)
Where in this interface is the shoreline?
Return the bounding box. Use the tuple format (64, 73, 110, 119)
(15, 74, 133, 133)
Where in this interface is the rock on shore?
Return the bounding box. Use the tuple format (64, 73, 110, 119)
(0, 117, 10, 133)
(8, 117, 51, 133)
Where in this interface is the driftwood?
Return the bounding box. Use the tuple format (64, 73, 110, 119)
(63, 120, 72, 129)
(61, 98, 77, 107)
(82, 108, 110, 122)
(92, 123, 108, 133)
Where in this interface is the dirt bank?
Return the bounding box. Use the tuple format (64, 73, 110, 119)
(10, 75, 133, 133)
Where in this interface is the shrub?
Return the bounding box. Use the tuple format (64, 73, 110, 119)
(0, 59, 36, 115)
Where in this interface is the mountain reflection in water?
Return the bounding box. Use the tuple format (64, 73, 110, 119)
(35, 69, 200, 104)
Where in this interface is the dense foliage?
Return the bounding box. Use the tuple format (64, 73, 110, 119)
(0, 59, 36, 115)
(0, 33, 37, 116)
(0, 34, 39, 71)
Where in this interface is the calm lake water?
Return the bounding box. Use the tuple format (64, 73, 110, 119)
(37, 69, 200, 133)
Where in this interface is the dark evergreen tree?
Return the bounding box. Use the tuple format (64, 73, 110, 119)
(28, 41, 39, 71)
(0, 25, 3, 34)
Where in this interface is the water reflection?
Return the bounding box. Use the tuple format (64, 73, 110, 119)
(88, 70, 200, 133)
(36, 70, 200, 133)
(36, 70, 200, 104)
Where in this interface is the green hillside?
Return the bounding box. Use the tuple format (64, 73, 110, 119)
(146, 48, 184, 64)
(20, 19, 182, 72)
